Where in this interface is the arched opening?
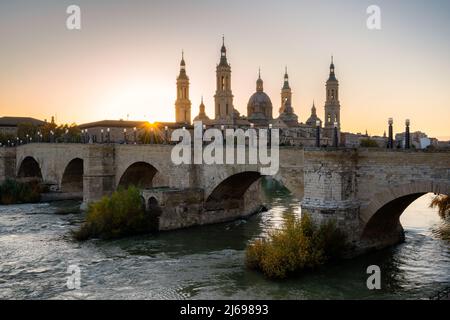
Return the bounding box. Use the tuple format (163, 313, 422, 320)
(205, 171, 261, 211)
(147, 197, 162, 231)
(362, 193, 426, 242)
(61, 158, 84, 193)
(118, 162, 158, 189)
(17, 157, 43, 182)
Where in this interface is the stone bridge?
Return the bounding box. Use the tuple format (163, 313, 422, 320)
(0, 143, 449, 254)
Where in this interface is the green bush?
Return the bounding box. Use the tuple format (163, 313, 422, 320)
(0, 179, 43, 204)
(245, 214, 347, 279)
(360, 139, 379, 148)
(73, 186, 159, 241)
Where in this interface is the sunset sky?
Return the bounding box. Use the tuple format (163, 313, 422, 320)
(1, 0, 449, 138)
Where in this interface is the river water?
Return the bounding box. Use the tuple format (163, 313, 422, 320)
(0, 181, 448, 300)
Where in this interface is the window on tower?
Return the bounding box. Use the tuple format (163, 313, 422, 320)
(222, 76, 225, 91)
(327, 114, 331, 123)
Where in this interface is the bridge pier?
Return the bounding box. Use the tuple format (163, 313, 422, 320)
(0, 148, 16, 183)
(82, 145, 115, 208)
(301, 149, 363, 252)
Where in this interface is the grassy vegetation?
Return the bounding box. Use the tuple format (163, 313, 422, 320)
(246, 214, 347, 279)
(0, 179, 43, 204)
(73, 186, 159, 241)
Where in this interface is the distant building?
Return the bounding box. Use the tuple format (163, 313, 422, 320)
(0, 117, 45, 136)
(395, 131, 434, 149)
(341, 132, 387, 148)
(78, 120, 149, 143)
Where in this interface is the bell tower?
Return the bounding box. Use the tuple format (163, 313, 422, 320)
(280, 67, 292, 114)
(324, 56, 341, 139)
(214, 37, 235, 122)
(175, 51, 191, 124)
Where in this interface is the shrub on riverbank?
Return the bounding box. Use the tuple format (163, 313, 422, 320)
(430, 195, 450, 220)
(73, 186, 158, 241)
(0, 179, 43, 204)
(246, 214, 347, 279)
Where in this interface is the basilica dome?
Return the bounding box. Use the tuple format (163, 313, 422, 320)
(247, 73, 273, 126)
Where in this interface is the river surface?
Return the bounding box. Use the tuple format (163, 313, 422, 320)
(0, 182, 449, 300)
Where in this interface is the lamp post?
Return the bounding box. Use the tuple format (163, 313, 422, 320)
(388, 118, 393, 149)
(107, 128, 110, 143)
(50, 130, 54, 143)
(65, 129, 69, 143)
(164, 126, 169, 144)
(315, 120, 321, 148)
(221, 125, 225, 144)
(123, 128, 127, 144)
(405, 119, 410, 149)
(268, 123, 273, 146)
(333, 121, 339, 147)
(134, 127, 137, 144)
(101, 129, 104, 143)
(150, 127, 154, 144)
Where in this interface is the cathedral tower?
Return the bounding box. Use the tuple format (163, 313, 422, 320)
(175, 51, 191, 124)
(214, 37, 236, 122)
(324, 57, 341, 139)
(280, 67, 292, 114)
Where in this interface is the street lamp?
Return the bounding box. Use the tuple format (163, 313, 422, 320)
(405, 119, 410, 149)
(107, 128, 110, 143)
(123, 128, 127, 144)
(164, 126, 168, 144)
(333, 121, 339, 147)
(133, 127, 137, 144)
(316, 120, 321, 148)
(268, 124, 273, 145)
(101, 129, 104, 143)
(388, 118, 394, 149)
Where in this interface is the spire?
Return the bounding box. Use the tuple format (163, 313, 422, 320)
(178, 50, 187, 79)
(199, 96, 205, 113)
(256, 68, 264, 92)
(328, 55, 337, 81)
(180, 50, 185, 67)
(311, 100, 317, 116)
(219, 35, 228, 66)
(282, 66, 290, 90)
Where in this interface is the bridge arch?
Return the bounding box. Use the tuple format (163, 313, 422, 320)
(205, 171, 262, 210)
(118, 161, 159, 189)
(17, 156, 43, 182)
(61, 158, 84, 193)
(360, 181, 450, 241)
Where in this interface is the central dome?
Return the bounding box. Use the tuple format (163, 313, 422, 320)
(247, 72, 273, 126)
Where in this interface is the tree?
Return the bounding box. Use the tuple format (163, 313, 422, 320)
(360, 138, 379, 148)
(430, 195, 450, 220)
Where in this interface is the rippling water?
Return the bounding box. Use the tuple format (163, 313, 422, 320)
(0, 183, 448, 300)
